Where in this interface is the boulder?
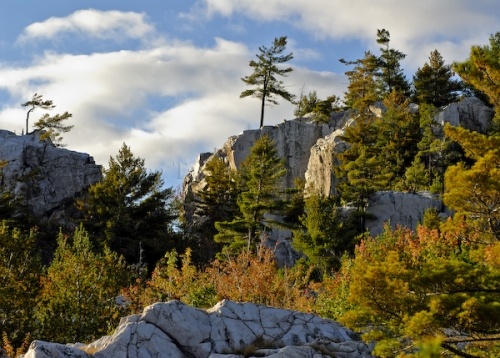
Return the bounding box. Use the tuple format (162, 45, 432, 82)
(23, 300, 373, 358)
(0, 130, 102, 224)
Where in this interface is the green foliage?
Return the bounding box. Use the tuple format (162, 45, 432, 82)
(78, 143, 177, 268)
(443, 125, 500, 240)
(21, 93, 55, 134)
(453, 32, 500, 132)
(340, 51, 379, 111)
(0, 223, 41, 352)
(35, 225, 130, 343)
(240, 36, 295, 128)
(340, 225, 500, 357)
(293, 193, 357, 273)
(21, 93, 73, 146)
(34, 111, 74, 147)
(184, 155, 240, 265)
(376, 91, 421, 183)
(376, 29, 410, 96)
(215, 136, 286, 254)
(413, 49, 461, 107)
(294, 90, 341, 122)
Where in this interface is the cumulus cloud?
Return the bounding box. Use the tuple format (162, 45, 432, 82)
(186, 0, 499, 71)
(17, 9, 154, 43)
(1, 16, 337, 188)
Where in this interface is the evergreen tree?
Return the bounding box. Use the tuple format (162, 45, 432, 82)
(293, 193, 357, 273)
(443, 125, 500, 240)
(35, 226, 129, 343)
(413, 49, 461, 107)
(240, 36, 295, 128)
(188, 155, 240, 264)
(375, 29, 410, 96)
(375, 90, 420, 184)
(340, 51, 379, 111)
(294, 90, 341, 122)
(34, 111, 73, 147)
(215, 136, 286, 254)
(78, 143, 177, 269)
(453, 32, 500, 132)
(0, 223, 41, 353)
(21, 93, 73, 145)
(21, 93, 55, 134)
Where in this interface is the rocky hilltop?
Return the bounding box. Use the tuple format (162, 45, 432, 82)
(23, 300, 373, 358)
(0, 130, 102, 224)
(182, 97, 493, 235)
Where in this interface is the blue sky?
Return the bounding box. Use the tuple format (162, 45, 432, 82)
(0, 0, 498, 188)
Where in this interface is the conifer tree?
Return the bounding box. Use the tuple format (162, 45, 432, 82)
(413, 50, 461, 107)
(293, 193, 357, 273)
(240, 36, 295, 128)
(78, 143, 177, 268)
(294, 90, 341, 122)
(21, 93, 73, 145)
(340, 51, 379, 111)
(453, 32, 500, 132)
(375, 29, 410, 96)
(443, 125, 500, 239)
(375, 90, 420, 183)
(0, 223, 41, 353)
(188, 155, 240, 264)
(215, 135, 286, 254)
(35, 226, 129, 343)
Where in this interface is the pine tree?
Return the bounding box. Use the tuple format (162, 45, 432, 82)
(0, 223, 41, 353)
(375, 29, 410, 96)
(292, 193, 357, 273)
(21, 93, 73, 145)
(443, 125, 500, 240)
(413, 50, 461, 107)
(240, 36, 295, 128)
(78, 143, 177, 269)
(35, 226, 130, 343)
(340, 51, 379, 112)
(294, 90, 341, 122)
(453, 32, 500, 132)
(215, 135, 286, 254)
(375, 90, 420, 183)
(189, 155, 240, 264)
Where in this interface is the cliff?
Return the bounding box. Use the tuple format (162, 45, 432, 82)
(182, 97, 493, 235)
(0, 130, 102, 225)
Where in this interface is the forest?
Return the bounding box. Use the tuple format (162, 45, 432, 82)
(0, 31, 499, 357)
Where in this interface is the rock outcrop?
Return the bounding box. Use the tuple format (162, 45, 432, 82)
(365, 191, 445, 236)
(0, 130, 102, 224)
(24, 300, 373, 358)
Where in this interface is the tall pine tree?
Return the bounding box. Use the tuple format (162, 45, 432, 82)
(215, 135, 286, 254)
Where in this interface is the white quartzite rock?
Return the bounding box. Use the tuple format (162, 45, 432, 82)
(0, 130, 101, 224)
(24, 300, 373, 358)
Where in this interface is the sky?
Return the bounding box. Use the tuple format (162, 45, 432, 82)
(0, 1, 498, 189)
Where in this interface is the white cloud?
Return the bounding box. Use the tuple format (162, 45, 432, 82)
(17, 9, 154, 43)
(1, 28, 339, 187)
(187, 0, 499, 72)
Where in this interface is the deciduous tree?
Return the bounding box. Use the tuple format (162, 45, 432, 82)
(35, 226, 129, 343)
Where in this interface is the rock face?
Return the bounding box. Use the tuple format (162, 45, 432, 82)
(365, 191, 445, 236)
(24, 300, 373, 358)
(0, 130, 102, 224)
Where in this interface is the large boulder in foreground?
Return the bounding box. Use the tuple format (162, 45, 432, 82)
(24, 300, 373, 358)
